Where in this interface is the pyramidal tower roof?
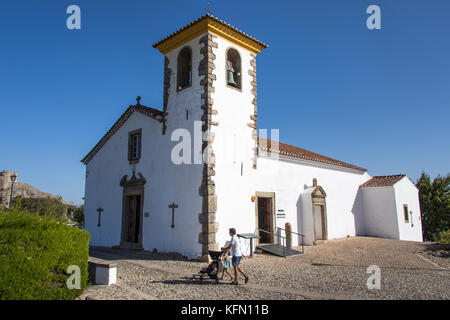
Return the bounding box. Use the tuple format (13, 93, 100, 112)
(152, 13, 268, 55)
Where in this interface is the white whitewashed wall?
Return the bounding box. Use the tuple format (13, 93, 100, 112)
(361, 186, 400, 239)
(360, 177, 423, 242)
(209, 35, 258, 253)
(393, 177, 423, 241)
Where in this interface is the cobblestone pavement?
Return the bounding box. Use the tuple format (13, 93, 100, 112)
(79, 237, 449, 300)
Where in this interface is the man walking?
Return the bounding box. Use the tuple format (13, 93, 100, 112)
(222, 228, 249, 285)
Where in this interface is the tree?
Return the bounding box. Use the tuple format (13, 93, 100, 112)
(72, 204, 84, 225)
(416, 172, 450, 241)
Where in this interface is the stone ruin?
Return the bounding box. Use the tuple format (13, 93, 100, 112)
(0, 170, 18, 208)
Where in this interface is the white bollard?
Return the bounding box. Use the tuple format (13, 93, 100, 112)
(88, 257, 118, 286)
(95, 265, 117, 285)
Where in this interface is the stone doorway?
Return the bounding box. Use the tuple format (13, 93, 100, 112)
(255, 192, 276, 244)
(311, 185, 328, 242)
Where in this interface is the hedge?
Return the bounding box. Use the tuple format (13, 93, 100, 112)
(0, 209, 90, 300)
(437, 230, 450, 244)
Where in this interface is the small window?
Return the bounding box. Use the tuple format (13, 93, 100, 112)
(177, 47, 192, 90)
(403, 205, 409, 223)
(128, 129, 142, 162)
(226, 48, 241, 90)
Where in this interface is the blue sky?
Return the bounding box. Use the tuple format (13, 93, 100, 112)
(0, 0, 449, 205)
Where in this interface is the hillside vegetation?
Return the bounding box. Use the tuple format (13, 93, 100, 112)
(10, 197, 84, 225)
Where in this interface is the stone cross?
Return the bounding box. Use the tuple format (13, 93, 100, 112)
(169, 202, 178, 229)
(97, 207, 104, 227)
(136, 96, 141, 105)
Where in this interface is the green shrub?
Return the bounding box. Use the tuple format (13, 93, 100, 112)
(436, 230, 450, 244)
(11, 197, 73, 222)
(0, 209, 90, 300)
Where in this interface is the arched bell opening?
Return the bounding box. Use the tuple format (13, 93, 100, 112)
(226, 47, 242, 90)
(177, 46, 192, 90)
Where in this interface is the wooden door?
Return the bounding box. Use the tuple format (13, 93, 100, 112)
(258, 198, 273, 243)
(314, 205, 323, 240)
(127, 195, 138, 243)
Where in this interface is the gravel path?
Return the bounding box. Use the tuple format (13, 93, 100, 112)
(78, 283, 147, 300)
(82, 237, 449, 300)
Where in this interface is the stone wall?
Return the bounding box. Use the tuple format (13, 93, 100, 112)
(248, 53, 258, 169)
(198, 33, 219, 260)
(162, 56, 171, 135)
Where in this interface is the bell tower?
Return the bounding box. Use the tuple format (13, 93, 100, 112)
(153, 14, 267, 260)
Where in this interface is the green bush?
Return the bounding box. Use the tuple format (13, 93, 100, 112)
(0, 209, 90, 300)
(436, 230, 450, 244)
(11, 197, 73, 222)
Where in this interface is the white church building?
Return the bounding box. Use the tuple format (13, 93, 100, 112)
(81, 14, 423, 260)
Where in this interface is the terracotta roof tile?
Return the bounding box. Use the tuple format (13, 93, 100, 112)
(257, 137, 367, 172)
(81, 102, 164, 165)
(360, 175, 406, 187)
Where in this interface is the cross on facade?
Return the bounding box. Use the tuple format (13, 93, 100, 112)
(136, 96, 141, 105)
(97, 207, 104, 227)
(169, 202, 178, 229)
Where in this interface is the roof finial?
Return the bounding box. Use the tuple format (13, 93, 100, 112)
(136, 96, 141, 105)
(205, 1, 212, 15)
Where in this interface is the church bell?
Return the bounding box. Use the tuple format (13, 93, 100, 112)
(227, 70, 237, 86)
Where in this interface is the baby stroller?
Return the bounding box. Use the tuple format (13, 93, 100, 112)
(194, 251, 224, 283)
